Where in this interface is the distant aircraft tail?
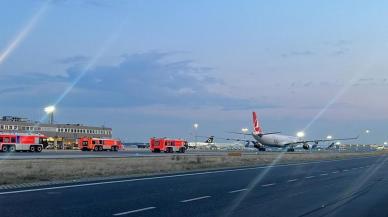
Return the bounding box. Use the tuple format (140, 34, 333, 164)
(252, 112, 263, 134)
(205, 136, 214, 143)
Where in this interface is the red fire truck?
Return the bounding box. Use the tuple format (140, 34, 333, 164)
(149, 137, 188, 153)
(0, 133, 48, 152)
(78, 137, 123, 151)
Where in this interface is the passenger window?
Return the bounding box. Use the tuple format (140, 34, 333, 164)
(11, 138, 16, 143)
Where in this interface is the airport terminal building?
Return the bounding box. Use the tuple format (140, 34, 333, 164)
(0, 116, 112, 149)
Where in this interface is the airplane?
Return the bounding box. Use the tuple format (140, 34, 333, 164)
(225, 111, 359, 152)
(188, 136, 216, 149)
(188, 136, 245, 150)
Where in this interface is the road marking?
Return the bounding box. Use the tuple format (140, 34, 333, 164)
(343, 169, 349, 172)
(287, 179, 298, 182)
(305, 176, 315, 179)
(332, 171, 339, 174)
(261, 183, 276, 187)
(0, 156, 379, 195)
(229, 188, 247, 193)
(320, 173, 328, 176)
(113, 207, 156, 216)
(180, 196, 211, 203)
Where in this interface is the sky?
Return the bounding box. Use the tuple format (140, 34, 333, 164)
(0, 0, 387, 143)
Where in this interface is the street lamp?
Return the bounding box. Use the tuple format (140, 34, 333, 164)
(242, 128, 249, 142)
(193, 123, 199, 147)
(44, 105, 55, 124)
(327, 135, 333, 140)
(365, 129, 370, 134)
(296, 131, 305, 138)
(384, 142, 387, 146)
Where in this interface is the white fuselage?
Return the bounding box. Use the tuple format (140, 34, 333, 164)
(253, 133, 300, 148)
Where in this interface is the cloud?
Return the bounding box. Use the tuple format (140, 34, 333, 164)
(281, 50, 315, 58)
(0, 51, 275, 110)
(324, 40, 351, 56)
(324, 39, 351, 47)
(0, 87, 26, 95)
(51, 0, 118, 7)
(353, 77, 388, 86)
(57, 55, 89, 64)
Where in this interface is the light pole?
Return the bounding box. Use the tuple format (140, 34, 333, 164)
(44, 106, 55, 124)
(242, 128, 248, 144)
(296, 131, 305, 139)
(193, 123, 199, 147)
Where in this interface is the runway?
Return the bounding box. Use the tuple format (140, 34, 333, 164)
(1, 155, 387, 217)
(0, 149, 315, 160)
(0, 148, 370, 160)
(0, 149, 259, 160)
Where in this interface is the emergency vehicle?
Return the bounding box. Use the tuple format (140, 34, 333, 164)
(0, 133, 48, 152)
(78, 137, 123, 151)
(149, 137, 188, 153)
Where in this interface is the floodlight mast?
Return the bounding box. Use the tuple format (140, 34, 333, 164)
(44, 106, 55, 124)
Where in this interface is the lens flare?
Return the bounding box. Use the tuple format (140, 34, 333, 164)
(51, 18, 128, 109)
(0, 1, 50, 162)
(0, 1, 50, 65)
(224, 151, 287, 217)
(303, 70, 366, 131)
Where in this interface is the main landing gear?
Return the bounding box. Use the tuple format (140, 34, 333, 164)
(287, 148, 295, 152)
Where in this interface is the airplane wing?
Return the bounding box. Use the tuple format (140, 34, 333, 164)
(196, 135, 254, 145)
(203, 136, 252, 143)
(226, 131, 282, 136)
(284, 136, 359, 146)
(196, 135, 266, 149)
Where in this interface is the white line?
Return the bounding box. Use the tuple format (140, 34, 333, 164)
(261, 183, 276, 187)
(113, 207, 156, 216)
(305, 176, 315, 179)
(0, 156, 379, 195)
(320, 173, 328, 176)
(332, 171, 339, 174)
(343, 169, 349, 172)
(228, 188, 247, 193)
(287, 179, 298, 182)
(180, 196, 211, 203)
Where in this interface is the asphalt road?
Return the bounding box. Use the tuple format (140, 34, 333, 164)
(1, 155, 388, 217)
(0, 149, 365, 160)
(0, 149, 260, 159)
(0, 149, 313, 160)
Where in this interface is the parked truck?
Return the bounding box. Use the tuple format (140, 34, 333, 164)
(78, 137, 123, 151)
(149, 137, 188, 153)
(0, 133, 48, 152)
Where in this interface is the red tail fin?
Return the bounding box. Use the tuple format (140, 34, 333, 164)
(252, 112, 263, 134)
